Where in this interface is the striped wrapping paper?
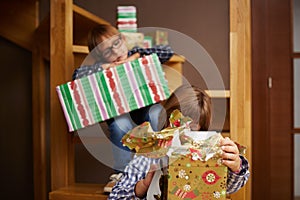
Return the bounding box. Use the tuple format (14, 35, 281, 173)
(117, 6, 137, 32)
(56, 54, 170, 132)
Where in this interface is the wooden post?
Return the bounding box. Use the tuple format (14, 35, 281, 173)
(230, 0, 252, 200)
(32, 43, 47, 200)
(50, 0, 75, 190)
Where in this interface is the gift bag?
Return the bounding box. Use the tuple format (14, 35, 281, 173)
(167, 131, 227, 200)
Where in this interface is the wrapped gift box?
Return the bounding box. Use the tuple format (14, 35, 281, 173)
(146, 30, 168, 46)
(56, 54, 170, 132)
(122, 32, 144, 50)
(143, 36, 153, 48)
(117, 6, 137, 32)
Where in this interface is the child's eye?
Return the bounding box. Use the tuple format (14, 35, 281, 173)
(113, 38, 122, 48)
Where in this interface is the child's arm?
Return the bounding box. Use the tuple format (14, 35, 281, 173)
(109, 156, 155, 200)
(72, 62, 103, 80)
(226, 155, 250, 194)
(129, 45, 174, 64)
(72, 52, 141, 80)
(112, 53, 141, 66)
(134, 164, 157, 198)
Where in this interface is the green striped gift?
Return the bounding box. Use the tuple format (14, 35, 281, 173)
(117, 6, 137, 32)
(56, 54, 170, 132)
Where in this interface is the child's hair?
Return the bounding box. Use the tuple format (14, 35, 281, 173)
(87, 24, 120, 52)
(158, 84, 212, 131)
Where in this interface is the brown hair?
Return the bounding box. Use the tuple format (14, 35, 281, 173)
(158, 85, 212, 131)
(87, 24, 120, 52)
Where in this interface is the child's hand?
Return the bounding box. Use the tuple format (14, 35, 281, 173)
(102, 62, 124, 69)
(126, 53, 140, 62)
(135, 164, 157, 198)
(220, 137, 241, 173)
(102, 53, 141, 70)
(114, 53, 140, 65)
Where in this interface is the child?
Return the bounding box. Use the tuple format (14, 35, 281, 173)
(109, 84, 250, 199)
(72, 24, 174, 192)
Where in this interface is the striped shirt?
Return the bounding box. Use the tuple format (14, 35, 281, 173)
(108, 155, 250, 200)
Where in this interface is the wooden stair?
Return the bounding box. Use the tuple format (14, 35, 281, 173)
(49, 184, 108, 200)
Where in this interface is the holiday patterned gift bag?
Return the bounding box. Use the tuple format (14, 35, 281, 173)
(167, 131, 227, 200)
(56, 54, 170, 132)
(168, 154, 227, 200)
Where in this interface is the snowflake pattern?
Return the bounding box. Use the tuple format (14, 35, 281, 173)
(178, 169, 186, 178)
(183, 184, 191, 191)
(213, 191, 221, 198)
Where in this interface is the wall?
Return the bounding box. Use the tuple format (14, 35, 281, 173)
(0, 36, 33, 200)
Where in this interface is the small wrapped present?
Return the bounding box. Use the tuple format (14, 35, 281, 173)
(122, 32, 144, 50)
(143, 36, 153, 48)
(117, 6, 137, 32)
(56, 54, 170, 132)
(146, 30, 168, 46)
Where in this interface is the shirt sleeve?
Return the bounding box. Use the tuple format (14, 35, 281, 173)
(129, 45, 174, 64)
(226, 155, 250, 194)
(72, 62, 104, 80)
(108, 156, 159, 200)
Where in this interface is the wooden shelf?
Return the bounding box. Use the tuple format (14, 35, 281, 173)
(205, 90, 230, 98)
(49, 184, 108, 200)
(73, 4, 109, 25)
(73, 4, 110, 46)
(73, 45, 89, 54)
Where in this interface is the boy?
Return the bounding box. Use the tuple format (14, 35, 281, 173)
(109, 85, 250, 199)
(72, 24, 174, 192)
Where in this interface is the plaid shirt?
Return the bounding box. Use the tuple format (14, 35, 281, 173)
(72, 45, 174, 80)
(108, 155, 250, 200)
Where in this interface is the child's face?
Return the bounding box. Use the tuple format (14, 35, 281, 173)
(97, 34, 128, 63)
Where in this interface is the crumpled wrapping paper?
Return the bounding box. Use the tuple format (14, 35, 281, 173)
(121, 109, 232, 160)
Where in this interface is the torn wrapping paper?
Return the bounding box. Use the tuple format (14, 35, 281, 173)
(121, 121, 178, 158)
(121, 109, 192, 158)
(56, 54, 170, 132)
